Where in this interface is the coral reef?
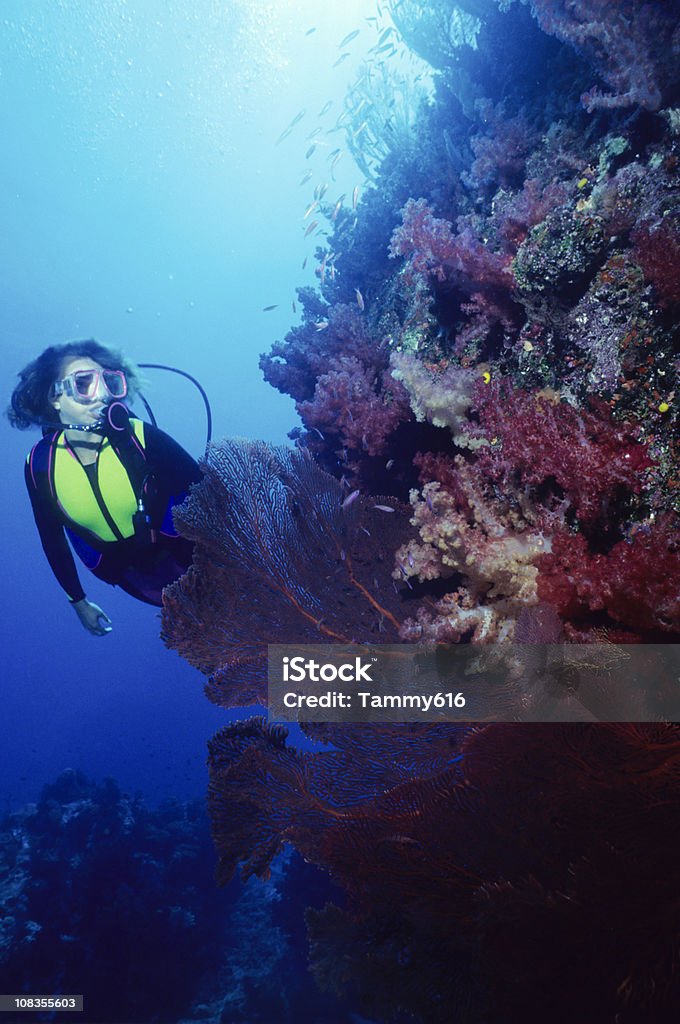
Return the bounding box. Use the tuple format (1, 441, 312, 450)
(162, 4, 680, 1023)
(0, 770, 230, 1023)
(506, 0, 680, 112)
(205, 717, 680, 1024)
(258, 0, 680, 644)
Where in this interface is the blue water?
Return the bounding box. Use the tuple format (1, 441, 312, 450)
(0, 0, 395, 812)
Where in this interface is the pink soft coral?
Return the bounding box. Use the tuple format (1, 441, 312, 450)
(473, 382, 652, 528)
(389, 198, 514, 295)
(298, 355, 411, 457)
(537, 516, 680, 636)
(516, 0, 678, 112)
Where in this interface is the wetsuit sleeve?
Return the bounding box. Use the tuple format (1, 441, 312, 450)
(141, 423, 203, 521)
(24, 460, 87, 603)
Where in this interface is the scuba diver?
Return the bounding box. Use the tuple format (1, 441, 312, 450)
(8, 340, 203, 636)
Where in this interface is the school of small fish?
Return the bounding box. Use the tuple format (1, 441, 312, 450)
(264, 9, 409, 317)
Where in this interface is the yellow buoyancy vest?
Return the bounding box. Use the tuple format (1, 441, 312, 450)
(53, 419, 146, 542)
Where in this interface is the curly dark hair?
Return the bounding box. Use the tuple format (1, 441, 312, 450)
(7, 340, 141, 430)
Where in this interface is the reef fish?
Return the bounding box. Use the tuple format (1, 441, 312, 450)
(339, 29, 360, 47)
(275, 108, 306, 145)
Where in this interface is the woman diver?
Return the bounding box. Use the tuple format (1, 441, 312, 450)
(8, 340, 202, 636)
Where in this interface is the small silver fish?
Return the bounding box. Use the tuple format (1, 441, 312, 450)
(342, 488, 360, 509)
(373, 504, 395, 512)
(339, 29, 360, 47)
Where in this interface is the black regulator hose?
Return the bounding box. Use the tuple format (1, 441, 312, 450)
(137, 362, 212, 448)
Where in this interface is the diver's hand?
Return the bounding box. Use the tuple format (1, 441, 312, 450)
(71, 598, 113, 636)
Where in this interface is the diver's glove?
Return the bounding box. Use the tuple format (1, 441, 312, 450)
(71, 597, 113, 637)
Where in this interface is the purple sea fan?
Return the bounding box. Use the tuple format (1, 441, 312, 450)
(161, 439, 411, 706)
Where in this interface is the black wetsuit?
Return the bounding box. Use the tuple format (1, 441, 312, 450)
(25, 420, 202, 607)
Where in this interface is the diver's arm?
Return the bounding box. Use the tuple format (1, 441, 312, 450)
(140, 423, 203, 530)
(24, 460, 87, 604)
(142, 422, 203, 493)
(25, 471, 112, 635)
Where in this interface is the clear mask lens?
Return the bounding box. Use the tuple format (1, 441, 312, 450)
(102, 370, 127, 398)
(63, 369, 128, 403)
(72, 371, 98, 398)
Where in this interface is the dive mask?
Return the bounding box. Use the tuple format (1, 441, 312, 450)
(52, 369, 128, 404)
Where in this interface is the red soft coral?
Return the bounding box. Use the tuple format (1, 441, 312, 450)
(473, 382, 652, 527)
(524, 0, 678, 112)
(298, 355, 411, 457)
(537, 515, 680, 636)
(389, 198, 514, 295)
(631, 216, 680, 308)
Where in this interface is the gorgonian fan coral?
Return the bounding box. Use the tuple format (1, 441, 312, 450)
(162, 439, 410, 706)
(207, 717, 680, 1023)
